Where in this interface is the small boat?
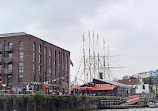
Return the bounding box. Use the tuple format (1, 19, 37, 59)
(147, 101, 158, 108)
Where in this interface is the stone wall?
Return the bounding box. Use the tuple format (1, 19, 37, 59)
(0, 94, 122, 111)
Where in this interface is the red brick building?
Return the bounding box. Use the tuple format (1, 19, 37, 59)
(0, 32, 70, 91)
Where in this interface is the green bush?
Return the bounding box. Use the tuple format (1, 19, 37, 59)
(24, 95, 34, 102)
(34, 91, 46, 105)
(0, 94, 6, 101)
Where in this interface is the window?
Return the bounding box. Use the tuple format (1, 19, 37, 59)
(0, 65, 2, 74)
(19, 41, 24, 50)
(49, 49, 52, 57)
(8, 75, 12, 84)
(33, 42, 36, 51)
(6, 42, 13, 52)
(54, 68, 56, 77)
(0, 54, 2, 61)
(8, 64, 12, 70)
(66, 55, 69, 72)
(54, 50, 56, 58)
(143, 85, 145, 89)
(44, 47, 47, 55)
(19, 63, 24, 73)
(39, 55, 41, 64)
(33, 64, 35, 72)
(33, 75, 36, 81)
(8, 42, 13, 48)
(19, 52, 24, 62)
(33, 53, 35, 62)
(9, 53, 12, 58)
(49, 49, 52, 74)
(45, 77, 47, 81)
(33, 42, 36, 63)
(62, 54, 64, 70)
(39, 45, 41, 53)
(66, 55, 68, 71)
(49, 68, 51, 74)
(19, 75, 23, 84)
(0, 44, 2, 51)
(44, 47, 47, 73)
(39, 76, 42, 82)
(58, 52, 60, 74)
(54, 59, 56, 68)
(39, 65, 41, 74)
(58, 52, 60, 59)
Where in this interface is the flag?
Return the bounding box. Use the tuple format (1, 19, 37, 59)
(70, 59, 74, 67)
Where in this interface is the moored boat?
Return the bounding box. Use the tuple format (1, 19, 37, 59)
(147, 101, 158, 108)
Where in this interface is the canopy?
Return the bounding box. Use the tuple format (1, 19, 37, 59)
(91, 85, 115, 91)
(81, 86, 94, 90)
(70, 87, 78, 90)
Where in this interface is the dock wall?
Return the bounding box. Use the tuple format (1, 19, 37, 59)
(0, 94, 122, 111)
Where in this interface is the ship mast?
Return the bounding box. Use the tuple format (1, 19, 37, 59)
(107, 45, 111, 80)
(83, 32, 86, 83)
(103, 39, 106, 80)
(89, 31, 92, 82)
(93, 31, 96, 79)
(97, 33, 100, 79)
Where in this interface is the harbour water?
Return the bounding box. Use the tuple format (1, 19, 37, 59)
(94, 108, 158, 111)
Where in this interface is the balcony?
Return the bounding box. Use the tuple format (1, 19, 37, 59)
(5, 46, 13, 52)
(5, 57, 12, 64)
(4, 68, 12, 75)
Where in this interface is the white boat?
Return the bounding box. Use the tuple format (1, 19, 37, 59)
(147, 101, 158, 108)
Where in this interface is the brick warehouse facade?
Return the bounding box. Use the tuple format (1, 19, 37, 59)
(0, 32, 70, 92)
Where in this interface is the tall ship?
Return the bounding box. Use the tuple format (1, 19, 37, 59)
(72, 31, 124, 86)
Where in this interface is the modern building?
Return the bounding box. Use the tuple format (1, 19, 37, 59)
(0, 32, 70, 92)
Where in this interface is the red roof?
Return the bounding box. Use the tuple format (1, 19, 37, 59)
(91, 85, 115, 91)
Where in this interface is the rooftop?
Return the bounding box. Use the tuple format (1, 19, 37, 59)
(117, 78, 140, 85)
(0, 32, 70, 53)
(93, 78, 131, 88)
(0, 32, 27, 37)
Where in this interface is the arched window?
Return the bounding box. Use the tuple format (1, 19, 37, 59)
(7, 42, 13, 51)
(19, 41, 24, 50)
(8, 42, 13, 46)
(8, 42, 13, 49)
(33, 42, 36, 51)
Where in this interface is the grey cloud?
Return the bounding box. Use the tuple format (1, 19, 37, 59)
(0, 0, 158, 81)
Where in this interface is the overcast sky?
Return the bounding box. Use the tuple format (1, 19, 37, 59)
(1, 0, 158, 83)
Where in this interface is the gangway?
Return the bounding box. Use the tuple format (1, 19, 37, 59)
(100, 95, 145, 109)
